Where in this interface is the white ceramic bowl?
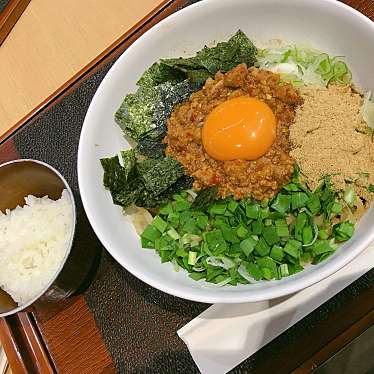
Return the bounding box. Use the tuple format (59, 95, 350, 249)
(78, 0, 374, 303)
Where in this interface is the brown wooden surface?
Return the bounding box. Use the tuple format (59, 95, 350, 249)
(0, 0, 30, 46)
(1, 313, 54, 374)
(34, 297, 115, 374)
(0, 0, 163, 136)
(0, 318, 28, 374)
(16, 313, 54, 374)
(0, 0, 175, 144)
(293, 308, 374, 373)
(0, 0, 374, 373)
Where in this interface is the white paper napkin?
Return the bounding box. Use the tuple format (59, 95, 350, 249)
(178, 241, 374, 374)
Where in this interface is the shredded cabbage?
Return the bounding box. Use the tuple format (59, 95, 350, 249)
(257, 45, 352, 87)
(362, 91, 374, 130)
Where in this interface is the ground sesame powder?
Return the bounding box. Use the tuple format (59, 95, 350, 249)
(290, 84, 374, 208)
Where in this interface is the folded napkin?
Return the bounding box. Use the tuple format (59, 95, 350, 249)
(178, 242, 374, 374)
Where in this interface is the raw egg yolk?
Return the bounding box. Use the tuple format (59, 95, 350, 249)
(202, 96, 277, 161)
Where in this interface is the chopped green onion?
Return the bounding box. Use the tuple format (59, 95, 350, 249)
(159, 250, 173, 263)
(300, 252, 312, 265)
(182, 219, 198, 234)
(257, 45, 352, 86)
(172, 193, 185, 201)
(260, 207, 270, 220)
(271, 194, 291, 214)
(240, 237, 257, 256)
(141, 178, 356, 285)
(318, 229, 329, 240)
(294, 212, 308, 241)
(167, 228, 180, 240)
(254, 237, 270, 257)
(313, 252, 332, 264)
(288, 264, 304, 275)
(204, 230, 224, 245)
(331, 202, 342, 215)
(306, 195, 321, 215)
(333, 221, 355, 241)
(237, 264, 260, 283)
(262, 226, 280, 246)
(212, 216, 227, 229)
(155, 235, 170, 250)
(246, 204, 260, 219)
(284, 239, 302, 258)
(246, 262, 263, 281)
(209, 203, 227, 215)
(175, 199, 192, 212)
(159, 203, 173, 215)
(228, 200, 239, 213)
(261, 267, 273, 280)
(302, 225, 313, 245)
(196, 215, 209, 229)
(291, 192, 309, 210)
(141, 237, 155, 248)
(264, 218, 273, 226)
(236, 225, 248, 238)
(251, 220, 264, 235)
(270, 245, 284, 262)
(312, 240, 335, 256)
(279, 263, 289, 277)
(222, 227, 240, 243)
(141, 225, 161, 242)
(153, 216, 168, 233)
(276, 224, 289, 237)
(283, 183, 300, 192)
(167, 212, 180, 227)
(275, 219, 288, 226)
(176, 247, 188, 257)
(188, 251, 198, 265)
(189, 272, 206, 281)
(256, 256, 277, 278)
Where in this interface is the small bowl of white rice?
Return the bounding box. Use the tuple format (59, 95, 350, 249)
(0, 159, 77, 317)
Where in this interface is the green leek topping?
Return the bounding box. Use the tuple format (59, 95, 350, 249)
(257, 45, 352, 87)
(140, 169, 355, 285)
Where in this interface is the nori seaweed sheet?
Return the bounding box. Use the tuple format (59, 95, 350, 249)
(115, 80, 193, 141)
(100, 153, 190, 209)
(141, 157, 184, 195)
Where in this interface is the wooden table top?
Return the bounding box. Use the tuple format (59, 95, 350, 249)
(0, 0, 162, 137)
(0, 0, 374, 373)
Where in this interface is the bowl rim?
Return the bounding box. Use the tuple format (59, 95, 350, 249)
(0, 159, 77, 317)
(78, 0, 374, 303)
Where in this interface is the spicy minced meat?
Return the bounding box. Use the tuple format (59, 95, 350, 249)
(164, 64, 303, 200)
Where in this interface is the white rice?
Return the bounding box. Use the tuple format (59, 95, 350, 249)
(0, 190, 73, 306)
